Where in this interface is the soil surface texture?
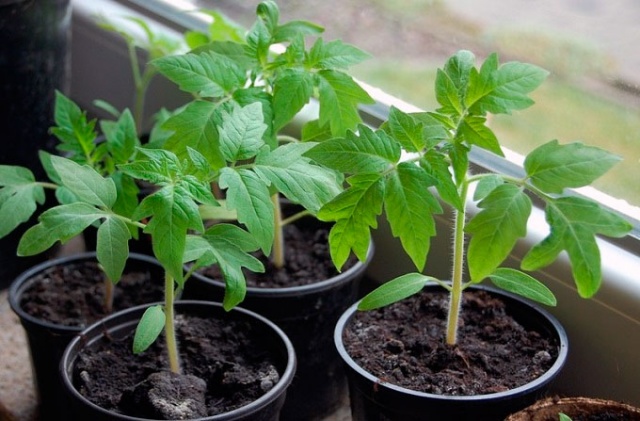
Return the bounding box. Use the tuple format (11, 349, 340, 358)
(20, 260, 164, 327)
(73, 312, 281, 418)
(344, 288, 559, 395)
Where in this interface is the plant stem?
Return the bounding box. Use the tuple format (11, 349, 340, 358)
(164, 272, 180, 374)
(104, 278, 114, 314)
(446, 181, 469, 346)
(271, 194, 285, 269)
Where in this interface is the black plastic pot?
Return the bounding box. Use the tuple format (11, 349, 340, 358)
(60, 300, 297, 421)
(185, 242, 374, 420)
(0, 0, 71, 285)
(334, 284, 569, 421)
(8, 252, 164, 421)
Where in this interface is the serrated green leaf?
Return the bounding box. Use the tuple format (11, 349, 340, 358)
(306, 126, 401, 174)
(201, 9, 246, 43)
(525, 140, 622, 194)
(0, 166, 45, 238)
(386, 107, 426, 152)
(102, 109, 139, 165)
(162, 100, 226, 169)
(300, 119, 332, 142)
(233, 88, 276, 148)
(50, 156, 116, 208)
(522, 196, 632, 297)
(316, 70, 373, 135)
(202, 226, 264, 310)
(443, 50, 475, 93)
(272, 69, 314, 132)
(219, 167, 274, 255)
(133, 305, 165, 354)
(17, 203, 105, 256)
(179, 176, 217, 207)
(459, 115, 503, 156)
(319, 173, 384, 268)
(473, 174, 504, 201)
(435, 69, 463, 116)
(219, 102, 267, 162)
(468, 59, 548, 115)
(152, 51, 245, 97)
(38, 151, 63, 185)
(385, 163, 442, 271)
(255, 142, 341, 213)
(138, 186, 202, 285)
(97, 217, 131, 283)
(307, 38, 370, 70)
(466, 184, 532, 282)
(419, 150, 462, 211)
(246, 18, 272, 64)
(489, 268, 557, 306)
(358, 273, 432, 310)
(51, 91, 97, 163)
(256, 1, 279, 35)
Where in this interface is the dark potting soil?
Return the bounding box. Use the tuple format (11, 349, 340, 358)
(344, 289, 559, 396)
(20, 261, 164, 327)
(73, 313, 281, 418)
(198, 223, 356, 288)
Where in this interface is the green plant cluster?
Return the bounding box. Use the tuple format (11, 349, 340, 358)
(308, 50, 632, 344)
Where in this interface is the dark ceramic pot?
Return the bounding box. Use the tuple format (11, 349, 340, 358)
(335, 283, 569, 421)
(60, 301, 297, 421)
(8, 252, 164, 420)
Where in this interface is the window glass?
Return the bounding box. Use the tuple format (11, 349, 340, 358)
(192, 0, 640, 212)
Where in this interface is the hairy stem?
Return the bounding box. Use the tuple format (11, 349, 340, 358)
(271, 194, 285, 269)
(164, 273, 180, 374)
(446, 181, 469, 346)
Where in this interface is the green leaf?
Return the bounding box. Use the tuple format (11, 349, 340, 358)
(489, 268, 557, 306)
(101, 109, 139, 165)
(384, 163, 442, 271)
(202, 225, 264, 310)
(301, 119, 333, 142)
(386, 107, 426, 152)
(459, 115, 503, 156)
(256, 1, 279, 35)
(272, 69, 314, 132)
(307, 38, 370, 69)
(50, 91, 97, 163)
(0, 166, 45, 238)
(162, 100, 226, 169)
(255, 142, 342, 214)
(97, 217, 131, 283)
(201, 9, 246, 43)
(435, 69, 463, 116)
(306, 126, 401, 174)
(468, 59, 548, 115)
(152, 51, 245, 97)
(50, 155, 116, 207)
(358, 273, 432, 310)
(272, 20, 324, 43)
(219, 168, 274, 255)
(233, 88, 276, 148)
(473, 175, 504, 201)
(17, 203, 105, 256)
(466, 184, 532, 282)
(218, 102, 267, 162)
(316, 70, 374, 135)
(525, 140, 622, 194)
(522, 196, 632, 297)
(419, 150, 462, 211)
(319, 173, 384, 269)
(246, 17, 272, 64)
(136, 186, 202, 285)
(133, 305, 165, 354)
